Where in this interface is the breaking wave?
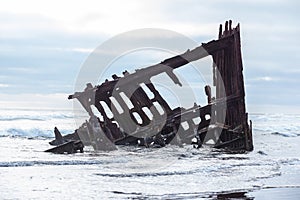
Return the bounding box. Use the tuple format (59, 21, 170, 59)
(250, 114, 300, 137)
(0, 112, 74, 122)
(0, 160, 105, 167)
(0, 128, 53, 138)
(0, 128, 74, 138)
(0, 109, 79, 138)
(1, 111, 300, 140)
(0, 117, 45, 121)
(271, 132, 300, 137)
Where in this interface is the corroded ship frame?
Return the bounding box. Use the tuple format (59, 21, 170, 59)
(46, 21, 253, 153)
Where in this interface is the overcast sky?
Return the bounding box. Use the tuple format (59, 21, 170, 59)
(0, 0, 299, 113)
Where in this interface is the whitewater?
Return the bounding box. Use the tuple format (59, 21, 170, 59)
(0, 108, 299, 199)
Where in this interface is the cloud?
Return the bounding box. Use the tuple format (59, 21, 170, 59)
(0, 1, 227, 38)
(0, 0, 299, 112)
(251, 76, 281, 82)
(0, 84, 9, 88)
(0, 93, 73, 110)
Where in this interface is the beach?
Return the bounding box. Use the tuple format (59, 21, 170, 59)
(0, 109, 299, 199)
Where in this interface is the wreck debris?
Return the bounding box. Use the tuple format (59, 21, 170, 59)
(212, 21, 253, 151)
(46, 20, 253, 153)
(205, 85, 212, 104)
(49, 127, 80, 146)
(45, 140, 84, 154)
(46, 127, 82, 154)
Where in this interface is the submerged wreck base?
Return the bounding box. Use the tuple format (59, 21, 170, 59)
(46, 21, 253, 154)
(45, 140, 84, 154)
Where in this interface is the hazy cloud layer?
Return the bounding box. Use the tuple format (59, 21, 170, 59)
(0, 0, 299, 113)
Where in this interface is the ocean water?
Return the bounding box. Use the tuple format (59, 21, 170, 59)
(0, 108, 299, 199)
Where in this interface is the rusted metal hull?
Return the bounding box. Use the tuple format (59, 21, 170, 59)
(46, 21, 253, 153)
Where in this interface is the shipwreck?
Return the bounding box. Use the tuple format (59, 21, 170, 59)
(46, 21, 253, 154)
